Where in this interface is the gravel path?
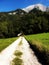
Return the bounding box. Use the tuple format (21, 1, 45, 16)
(0, 37, 42, 65)
(0, 37, 22, 65)
(17, 37, 42, 65)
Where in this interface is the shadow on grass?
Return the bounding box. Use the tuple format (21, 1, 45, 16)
(28, 41, 49, 65)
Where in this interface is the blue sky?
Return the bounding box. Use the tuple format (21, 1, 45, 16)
(0, 0, 49, 12)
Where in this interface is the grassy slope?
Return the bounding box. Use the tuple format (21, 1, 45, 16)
(25, 33, 49, 65)
(25, 33, 49, 51)
(0, 37, 18, 52)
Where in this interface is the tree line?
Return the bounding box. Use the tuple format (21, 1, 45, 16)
(0, 8, 49, 38)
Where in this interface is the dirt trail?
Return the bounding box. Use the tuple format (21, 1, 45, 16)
(17, 37, 42, 65)
(0, 37, 42, 65)
(0, 37, 22, 65)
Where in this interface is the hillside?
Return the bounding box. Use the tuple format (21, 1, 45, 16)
(25, 33, 49, 65)
(0, 5, 49, 38)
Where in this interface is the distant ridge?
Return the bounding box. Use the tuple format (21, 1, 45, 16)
(23, 3, 48, 12)
(8, 4, 49, 15)
(0, 3, 49, 14)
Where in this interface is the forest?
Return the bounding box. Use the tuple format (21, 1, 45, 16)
(0, 8, 49, 38)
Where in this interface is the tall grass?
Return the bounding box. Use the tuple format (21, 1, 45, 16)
(25, 33, 49, 50)
(25, 33, 49, 65)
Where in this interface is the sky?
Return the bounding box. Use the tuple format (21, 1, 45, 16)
(0, 0, 49, 12)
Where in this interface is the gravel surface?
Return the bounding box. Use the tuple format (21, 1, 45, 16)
(0, 37, 42, 65)
(0, 37, 21, 65)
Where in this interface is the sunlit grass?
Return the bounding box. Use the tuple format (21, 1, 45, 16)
(25, 33, 49, 51)
(25, 33, 49, 64)
(0, 37, 18, 52)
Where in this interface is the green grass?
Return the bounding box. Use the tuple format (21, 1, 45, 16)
(14, 50, 23, 57)
(19, 41, 22, 46)
(25, 33, 49, 51)
(0, 37, 18, 52)
(12, 57, 23, 65)
(25, 33, 49, 64)
(11, 47, 23, 65)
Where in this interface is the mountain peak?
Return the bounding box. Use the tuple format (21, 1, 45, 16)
(23, 3, 47, 12)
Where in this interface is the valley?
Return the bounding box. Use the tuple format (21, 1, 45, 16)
(0, 3, 49, 65)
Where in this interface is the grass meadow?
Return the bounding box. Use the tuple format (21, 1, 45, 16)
(0, 37, 18, 52)
(25, 33, 49, 65)
(25, 33, 49, 51)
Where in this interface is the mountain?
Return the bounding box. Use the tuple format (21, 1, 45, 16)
(0, 3, 49, 38)
(8, 9, 26, 15)
(0, 4, 49, 15)
(23, 4, 47, 12)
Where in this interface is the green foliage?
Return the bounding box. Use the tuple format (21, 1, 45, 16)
(0, 9, 49, 38)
